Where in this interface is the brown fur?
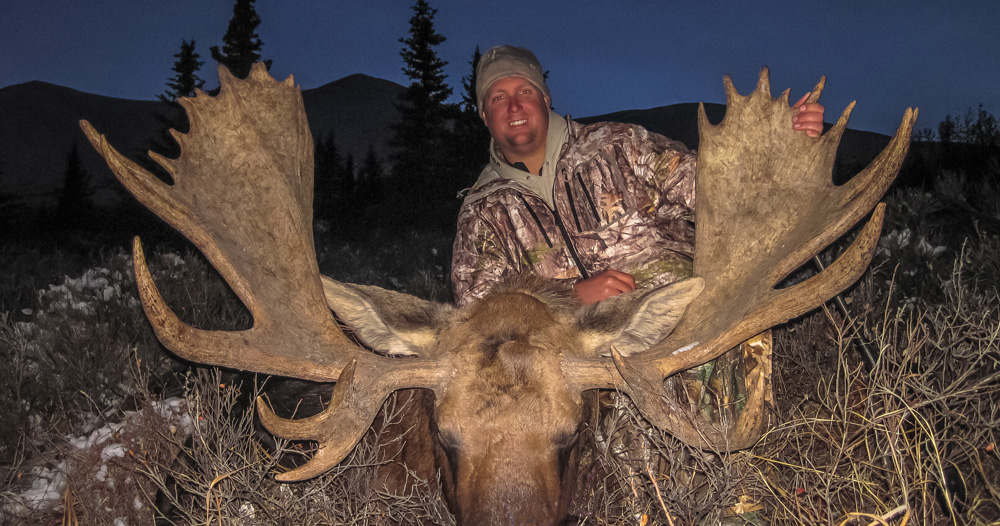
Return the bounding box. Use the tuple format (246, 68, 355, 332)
(318, 272, 700, 525)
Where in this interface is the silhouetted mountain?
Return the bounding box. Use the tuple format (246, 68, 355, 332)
(581, 103, 896, 184)
(1, 76, 896, 208)
(0, 81, 166, 204)
(0, 74, 405, 206)
(302, 74, 404, 168)
(578, 102, 726, 150)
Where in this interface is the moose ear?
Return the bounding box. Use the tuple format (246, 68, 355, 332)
(576, 277, 704, 357)
(320, 276, 454, 356)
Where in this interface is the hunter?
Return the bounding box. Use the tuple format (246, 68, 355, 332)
(450, 45, 824, 423)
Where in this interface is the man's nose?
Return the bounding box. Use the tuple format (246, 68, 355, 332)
(507, 96, 521, 112)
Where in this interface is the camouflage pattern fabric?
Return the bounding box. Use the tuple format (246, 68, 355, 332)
(452, 119, 697, 304)
(451, 117, 770, 430)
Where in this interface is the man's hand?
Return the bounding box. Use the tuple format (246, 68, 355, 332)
(792, 92, 825, 138)
(574, 269, 636, 304)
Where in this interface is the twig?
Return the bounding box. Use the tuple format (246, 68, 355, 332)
(645, 465, 675, 526)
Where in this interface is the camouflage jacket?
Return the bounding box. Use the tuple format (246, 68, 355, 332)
(451, 111, 698, 305)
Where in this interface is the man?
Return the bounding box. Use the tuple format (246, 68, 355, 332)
(452, 45, 824, 306)
(450, 45, 825, 430)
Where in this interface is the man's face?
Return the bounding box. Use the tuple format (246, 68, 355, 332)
(481, 76, 550, 162)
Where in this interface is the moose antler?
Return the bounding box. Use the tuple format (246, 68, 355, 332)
(571, 68, 916, 449)
(80, 63, 449, 480)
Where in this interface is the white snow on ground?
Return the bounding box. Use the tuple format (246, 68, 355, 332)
(8, 397, 194, 517)
(3, 252, 196, 519)
(878, 228, 948, 260)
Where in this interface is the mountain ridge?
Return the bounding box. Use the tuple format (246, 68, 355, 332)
(0, 75, 891, 206)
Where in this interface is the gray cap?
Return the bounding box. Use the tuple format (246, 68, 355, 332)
(476, 45, 550, 113)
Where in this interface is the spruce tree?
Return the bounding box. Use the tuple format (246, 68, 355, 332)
(56, 144, 93, 226)
(211, 0, 271, 79)
(313, 133, 346, 225)
(459, 46, 481, 115)
(159, 40, 205, 103)
(455, 46, 491, 175)
(390, 0, 457, 227)
(357, 145, 385, 203)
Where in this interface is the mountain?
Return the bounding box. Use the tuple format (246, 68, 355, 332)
(0, 75, 894, 207)
(302, 74, 404, 166)
(0, 81, 166, 203)
(0, 74, 405, 206)
(581, 103, 894, 183)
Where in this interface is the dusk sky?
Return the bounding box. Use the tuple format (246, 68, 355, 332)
(2, 0, 997, 136)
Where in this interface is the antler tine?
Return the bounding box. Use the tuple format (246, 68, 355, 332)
(257, 359, 448, 481)
(612, 334, 773, 448)
(841, 107, 919, 204)
(129, 237, 378, 380)
(806, 76, 826, 104)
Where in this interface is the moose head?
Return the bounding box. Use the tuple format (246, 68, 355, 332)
(81, 63, 915, 524)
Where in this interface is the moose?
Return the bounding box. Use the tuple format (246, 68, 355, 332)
(81, 63, 915, 524)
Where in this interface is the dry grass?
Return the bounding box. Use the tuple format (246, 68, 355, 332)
(751, 243, 1000, 525)
(1, 191, 997, 524)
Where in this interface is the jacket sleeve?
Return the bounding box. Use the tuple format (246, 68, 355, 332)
(630, 126, 698, 214)
(451, 206, 514, 306)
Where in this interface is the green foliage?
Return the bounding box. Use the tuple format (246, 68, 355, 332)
(158, 40, 205, 103)
(210, 0, 271, 79)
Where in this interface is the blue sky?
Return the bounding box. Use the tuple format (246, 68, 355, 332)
(2, 0, 997, 135)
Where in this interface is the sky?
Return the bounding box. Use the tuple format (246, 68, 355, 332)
(2, 0, 997, 136)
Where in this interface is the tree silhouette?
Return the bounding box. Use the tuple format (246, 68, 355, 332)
(390, 0, 458, 227)
(211, 0, 271, 79)
(159, 40, 205, 103)
(56, 144, 93, 226)
(937, 105, 1000, 173)
(454, 46, 491, 178)
(313, 133, 348, 226)
(357, 145, 385, 203)
(148, 40, 206, 177)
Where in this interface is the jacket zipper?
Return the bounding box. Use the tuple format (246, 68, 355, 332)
(516, 193, 590, 280)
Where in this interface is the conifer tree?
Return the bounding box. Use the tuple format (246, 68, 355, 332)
(455, 46, 491, 174)
(459, 46, 481, 115)
(159, 40, 205, 103)
(211, 0, 271, 79)
(357, 145, 385, 203)
(313, 133, 347, 225)
(344, 153, 356, 192)
(150, 40, 205, 171)
(56, 144, 93, 225)
(390, 0, 457, 226)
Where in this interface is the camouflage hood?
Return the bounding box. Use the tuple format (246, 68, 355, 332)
(461, 110, 570, 210)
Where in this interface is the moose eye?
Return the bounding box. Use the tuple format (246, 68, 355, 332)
(554, 431, 579, 450)
(437, 432, 460, 452)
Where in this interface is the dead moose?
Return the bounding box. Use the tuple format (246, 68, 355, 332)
(81, 63, 915, 525)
